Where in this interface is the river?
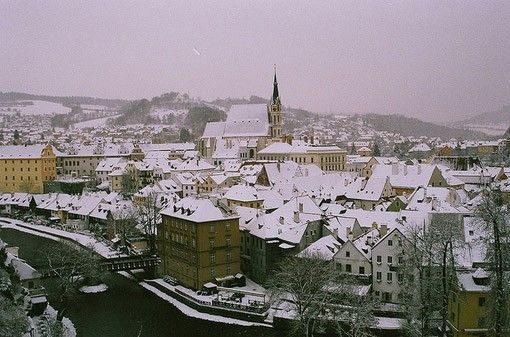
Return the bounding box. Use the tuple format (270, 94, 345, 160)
(0, 228, 277, 337)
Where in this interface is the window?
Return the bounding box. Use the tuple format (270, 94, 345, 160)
(345, 264, 352, 273)
(226, 265, 231, 274)
(226, 223, 231, 231)
(210, 224, 215, 233)
(359, 266, 365, 274)
(398, 273, 404, 283)
(226, 251, 231, 261)
(226, 237, 231, 247)
(387, 256, 393, 264)
(336, 263, 342, 271)
(210, 252, 216, 264)
(345, 251, 350, 257)
(376, 272, 382, 282)
(376, 255, 382, 263)
(387, 272, 393, 282)
(209, 239, 215, 249)
(398, 256, 404, 265)
(388, 239, 393, 246)
(210, 268, 216, 278)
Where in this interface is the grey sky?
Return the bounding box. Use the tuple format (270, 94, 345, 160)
(1, 1, 509, 122)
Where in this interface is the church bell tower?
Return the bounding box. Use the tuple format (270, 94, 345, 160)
(268, 66, 282, 140)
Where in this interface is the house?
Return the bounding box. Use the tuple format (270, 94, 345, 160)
(157, 197, 241, 289)
(448, 269, 494, 337)
(223, 184, 263, 209)
(371, 228, 409, 303)
(0, 144, 57, 193)
(257, 140, 347, 172)
(240, 195, 324, 283)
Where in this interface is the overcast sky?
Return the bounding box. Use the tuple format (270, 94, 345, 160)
(1, 1, 509, 122)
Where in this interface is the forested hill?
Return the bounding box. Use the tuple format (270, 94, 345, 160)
(459, 105, 510, 125)
(0, 91, 128, 108)
(362, 114, 486, 140)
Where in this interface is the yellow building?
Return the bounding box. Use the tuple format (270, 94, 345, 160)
(0, 144, 56, 194)
(157, 197, 240, 289)
(448, 269, 502, 337)
(257, 140, 347, 171)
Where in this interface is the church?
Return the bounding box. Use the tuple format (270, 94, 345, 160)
(199, 69, 284, 165)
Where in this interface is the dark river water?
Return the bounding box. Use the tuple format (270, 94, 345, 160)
(0, 228, 277, 337)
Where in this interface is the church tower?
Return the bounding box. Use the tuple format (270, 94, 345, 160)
(268, 66, 283, 140)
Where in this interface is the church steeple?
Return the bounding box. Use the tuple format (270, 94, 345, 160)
(271, 65, 280, 105)
(268, 65, 282, 140)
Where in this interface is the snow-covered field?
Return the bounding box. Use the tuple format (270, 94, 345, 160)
(465, 123, 509, 136)
(0, 100, 71, 115)
(71, 114, 121, 129)
(150, 107, 187, 119)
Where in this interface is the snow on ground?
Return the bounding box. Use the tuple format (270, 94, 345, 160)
(0, 218, 120, 258)
(150, 108, 187, 119)
(0, 100, 71, 115)
(140, 281, 272, 328)
(117, 271, 137, 280)
(71, 114, 121, 129)
(79, 283, 108, 294)
(0, 220, 60, 241)
(31, 305, 76, 337)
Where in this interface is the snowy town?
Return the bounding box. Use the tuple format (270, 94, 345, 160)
(0, 69, 509, 337)
(2, 2, 510, 337)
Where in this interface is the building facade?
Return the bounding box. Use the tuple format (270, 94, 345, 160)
(0, 144, 57, 194)
(157, 198, 241, 289)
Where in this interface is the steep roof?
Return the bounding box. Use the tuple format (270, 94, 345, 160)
(160, 197, 238, 223)
(223, 104, 269, 138)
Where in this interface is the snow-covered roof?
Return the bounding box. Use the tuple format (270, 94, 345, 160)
(160, 197, 238, 223)
(297, 235, 341, 260)
(0, 144, 52, 159)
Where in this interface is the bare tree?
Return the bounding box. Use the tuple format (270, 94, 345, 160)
(113, 205, 140, 246)
(428, 213, 464, 336)
(268, 251, 375, 337)
(475, 188, 510, 337)
(137, 192, 161, 254)
(44, 242, 102, 321)
(120, 171, 138, 197)
(401, 215, 466, 336)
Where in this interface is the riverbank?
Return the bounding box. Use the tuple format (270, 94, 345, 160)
(0, 218, 276, 330)
(0, 227, 277, 337)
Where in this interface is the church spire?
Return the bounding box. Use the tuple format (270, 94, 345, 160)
(271, 65, 280, 105)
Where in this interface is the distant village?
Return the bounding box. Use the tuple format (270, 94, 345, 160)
(0, 73, 509, 337)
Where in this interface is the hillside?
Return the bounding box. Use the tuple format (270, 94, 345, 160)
(452, 105, 510, 136)
(0, 91, 128, 108)
(362, 114, 486, 140)
(461, 105, 510, 125)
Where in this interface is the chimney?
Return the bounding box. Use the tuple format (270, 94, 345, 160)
(332, 228, 338, 240)
(372, 222, 378, 229)
(361, 178, 368, 190)
(346, 226, 351, 240)
(279, 216, 284, 225)
(403, 165, 408, 176)
(391, 163, 398, 175)
(298, 202, 304, 212)
(417, 164, 422, 175)
(293, 211, 300, 223)
(380, 224, 388, 237)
